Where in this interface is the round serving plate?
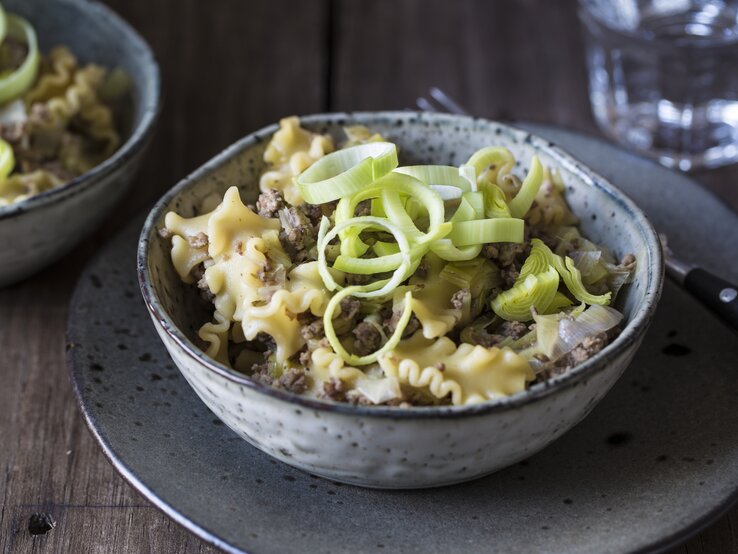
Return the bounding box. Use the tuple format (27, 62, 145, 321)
(67, 123, 738, 554)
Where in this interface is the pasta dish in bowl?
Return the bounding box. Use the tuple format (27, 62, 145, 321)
(139, 112, 662, 488)
(160, 117, 637, 407)
(0, 0, 160, 286)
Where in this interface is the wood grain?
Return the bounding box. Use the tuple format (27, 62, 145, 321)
(0, 0, 735, 552)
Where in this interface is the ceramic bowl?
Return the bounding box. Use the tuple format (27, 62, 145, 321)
(0, 0, 160, 287)
(138, 112, 663, 489)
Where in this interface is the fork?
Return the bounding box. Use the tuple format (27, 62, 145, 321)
(416, 88, 738, 332)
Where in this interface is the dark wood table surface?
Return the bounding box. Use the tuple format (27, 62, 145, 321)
(1, 1, 736, 552)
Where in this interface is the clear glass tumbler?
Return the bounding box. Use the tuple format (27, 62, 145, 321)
(580, 0, 738, 170)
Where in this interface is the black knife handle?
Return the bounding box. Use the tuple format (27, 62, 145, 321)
(683, 268, 738, 333)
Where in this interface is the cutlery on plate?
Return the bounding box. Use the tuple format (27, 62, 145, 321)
(415, 88, 738, 333)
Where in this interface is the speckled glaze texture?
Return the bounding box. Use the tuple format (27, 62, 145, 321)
(0, 0, 160, 287)
(138, 112, 663, 489)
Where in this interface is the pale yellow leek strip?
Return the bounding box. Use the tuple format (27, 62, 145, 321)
(0, 14, 40, 105)
(323, 286, 413, 366)
(466, 146, 516, 183)
(491, 266, 560, 321)
(508, 156, 544, 218)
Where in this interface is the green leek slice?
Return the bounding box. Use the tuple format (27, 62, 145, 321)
(491, 265, 560, 321)
(450, 196, 476, 223)
(430, 239, 482, 261)
(297, 142, 398, 204)
(317, 216, 413, 298)
(466, 146, 515, 181)
(394, 164, 476, 198)
(508, 155, 543, 218)
(323, 286, 413, 366)
(462, 191, 485, 219)
(543, 291, 573, 314)
(335, 171, 445, 256)
(554, 255, 612, 306)
(0, 14, 40, 105)
(0, 4, 7, 45)
(482, 182, 512, 218)
(0, 138, 14, 182)
(517, 238, 611, 305)
(449, 218, 524, 246)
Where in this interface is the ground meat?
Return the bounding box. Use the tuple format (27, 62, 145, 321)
(158, 227, 173, 240)
(414, 258, 430, 279)
(383, 308, 420, 338)
(319, 378, 346, 402)
(339, 297, 361, 321)
(529, 228, 560, 251)
(470, 332, 497, 348)
(187, 232, 209, 249)
(278, 207, 315, 262)
(355, 200, 371, 216)
(191, 264, 205, 282)
(450, 288, 470, 310)
(352, 322, 382, 356)
(298, 349, 312, 367)
(0, 120, 27, 144)
(343, 273, 376, 286)
(402, 388, 452, 407)
(501, 267, 520, 288)
(277, 367, 307, 394)
(468, 320, 531, 348)
(484, 242, 529, 288)
(298, 202, 324, 227)
(250, 361, 274, 387)
(300, 318, 324, 341)
(536, 330, 616, 381)
(620, 253, 636, 272)
(257, 258, 286, 287)
(196, 274, 215, 302)
(255, 189, 285, 218)
(187, 263, 215, 302)
(498, 320, 529, 340)
(255, 333, 277, 357)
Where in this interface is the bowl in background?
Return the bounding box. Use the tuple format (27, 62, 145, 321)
(0, 0, 160, 287)
(138, 112, 663, 489)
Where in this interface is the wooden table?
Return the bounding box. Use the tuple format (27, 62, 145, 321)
(1, 1, 736, 551)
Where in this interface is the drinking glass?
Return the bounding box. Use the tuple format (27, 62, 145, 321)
(579, 0, 738, 170)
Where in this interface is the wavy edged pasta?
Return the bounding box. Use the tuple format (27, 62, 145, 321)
(161, 118, 631, 407)
(309, 347, 402, 404)
(165, 186, 337, 364)
(0, 45, 125, 206)
(27, 47, 120, 163)
(379, 333, 534, 405)
(259, 116, 334, 205)
(240, 262, 334, 363)
(406, 255, 464, 340)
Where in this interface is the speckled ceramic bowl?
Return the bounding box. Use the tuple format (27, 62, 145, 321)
(138, 112, 663, 489)
(0, 0, 160, 287)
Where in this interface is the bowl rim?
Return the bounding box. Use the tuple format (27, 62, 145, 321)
(137, 111, 664, 420)
(0, 0, 162, 221)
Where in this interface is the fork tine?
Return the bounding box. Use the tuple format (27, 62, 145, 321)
(416, 96, 439, 112)
(429, 87, 470, 116)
